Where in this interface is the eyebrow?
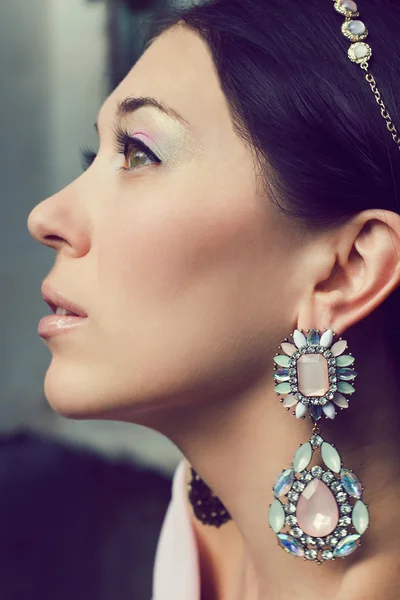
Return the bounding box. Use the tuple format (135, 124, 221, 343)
(94, 96, 190, 134)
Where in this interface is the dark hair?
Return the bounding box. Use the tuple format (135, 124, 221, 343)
(144, 0, 400, 356)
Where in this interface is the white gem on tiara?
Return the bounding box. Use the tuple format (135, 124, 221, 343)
(334, 0, 359, 18)
(341, 0, 357, 11)
(342, 20, 368, 43)
(348, 20, 365, 35)
(348, 42, 372, 64)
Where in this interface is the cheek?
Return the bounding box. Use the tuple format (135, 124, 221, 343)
(98, 180, 270, 314)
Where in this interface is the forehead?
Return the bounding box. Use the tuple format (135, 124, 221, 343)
(99, 24, 234, 138)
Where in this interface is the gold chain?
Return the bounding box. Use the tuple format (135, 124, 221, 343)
(360, 61, 400, 151)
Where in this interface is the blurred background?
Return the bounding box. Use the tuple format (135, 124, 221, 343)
(0, 0, 196, 598)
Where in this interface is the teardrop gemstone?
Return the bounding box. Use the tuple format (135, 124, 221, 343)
(352, 500, 369, 534)
(280, 342, 297, 356)
(293, 329, 307, 349)
(268, 499, 285, 532)
(331, 340, 347, 356)
(274, 368, 290, 381)
(337, 368, 357, 381)
(282, 394, 298, 408)
(321, 442, 342, 473)
(340, 468, 362, 498)
(319, 329, 333, 348)
(335, 355, 355, 367)
(274, 354, 290, 367)
(296, 479, 339, 537)
(273, 468, 294, 498)
(277, 533, 304, 557)
(292, 442, 313, 473)
(274, 382, 291, 394)
(333, 534, 360, 558)
(307, 328, 320, 345)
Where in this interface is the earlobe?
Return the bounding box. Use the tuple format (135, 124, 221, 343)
(298, 209, 400, 337)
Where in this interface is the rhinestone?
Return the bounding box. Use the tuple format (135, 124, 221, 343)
(311, 466, 323, 478)
(305, 548, 318, 560)
(289, 368, 296, 376)
(291, 527, 303, 538)
(330, 536, 339, 546)
(315, 538, 325, 548)
(306, 536, 317, 547)
(340, 504, 352, 515)
(338, 516, 351, 527)
(335, 528, 348, 538)
(321, 550, 334, 560)
(296, 393, 303, 400)
(284, 502, 296, 514)
(326, 391, 334, 400)
(323, 350, 331, 358)
(301, 471, 313, 483)
(330, 481, 343, 493)
(336, 492, 347, 503)
(322, 471, 335, 484)
(311, 435, 323, 449)
(285, 515, 298, 526)
(288, 491, 299, 502)
(293, 480, 305, 493)
(328, 367, 336, 375)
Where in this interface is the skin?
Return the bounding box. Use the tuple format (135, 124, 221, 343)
(27, 22, 400, 600)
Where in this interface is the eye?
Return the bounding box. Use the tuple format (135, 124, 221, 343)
(79, 124, 162, 173)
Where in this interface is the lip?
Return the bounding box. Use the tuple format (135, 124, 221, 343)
(41, 281, 88, 318)
(38, 314, 88, 338)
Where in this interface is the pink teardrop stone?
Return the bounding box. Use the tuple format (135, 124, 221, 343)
(296, 479, 339, 537)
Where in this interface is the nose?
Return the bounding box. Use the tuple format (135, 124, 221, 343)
(27, 180, 91, 257)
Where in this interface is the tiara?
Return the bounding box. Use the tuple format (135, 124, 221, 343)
(332, 0, 400, 152)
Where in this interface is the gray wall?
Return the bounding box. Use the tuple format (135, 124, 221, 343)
(0, 0, 181, 475)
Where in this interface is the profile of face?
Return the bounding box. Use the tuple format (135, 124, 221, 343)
(27, 23, 309, 428)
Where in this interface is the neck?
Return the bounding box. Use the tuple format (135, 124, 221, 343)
(156, 320, 400, 600)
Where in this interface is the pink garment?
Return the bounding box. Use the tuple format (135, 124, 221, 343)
(152, 460, 200, 600)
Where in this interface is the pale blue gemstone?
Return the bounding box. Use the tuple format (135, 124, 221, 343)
(275, 382, 291, 394)
(306, 328, 320, 345)
(352, 500, 369, 534)
(333, 534, 360, 558)
(321, 442, 341, 473)
(274, 368, 290, 382)
(292, 442, 313, 473)
(337, 381, 355, 394)
(335, 355, 355, 367)
(273, 468, 294, 498)
(268, 499, 285, 532)
(277, 533, 304, 557)
(338, 368, 357, 381)
(340, 468, 362, 498)
(273, 355, 291, 368)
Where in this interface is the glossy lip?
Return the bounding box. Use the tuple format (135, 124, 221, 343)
(41, 281, 88, 317)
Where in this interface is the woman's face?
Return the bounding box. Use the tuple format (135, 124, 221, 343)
(27, 24, 307, 425)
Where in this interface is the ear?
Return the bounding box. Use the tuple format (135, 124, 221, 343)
(297, 209, 400, 337)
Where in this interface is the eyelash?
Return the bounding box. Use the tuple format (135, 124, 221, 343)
(80, 123, 161, 172)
